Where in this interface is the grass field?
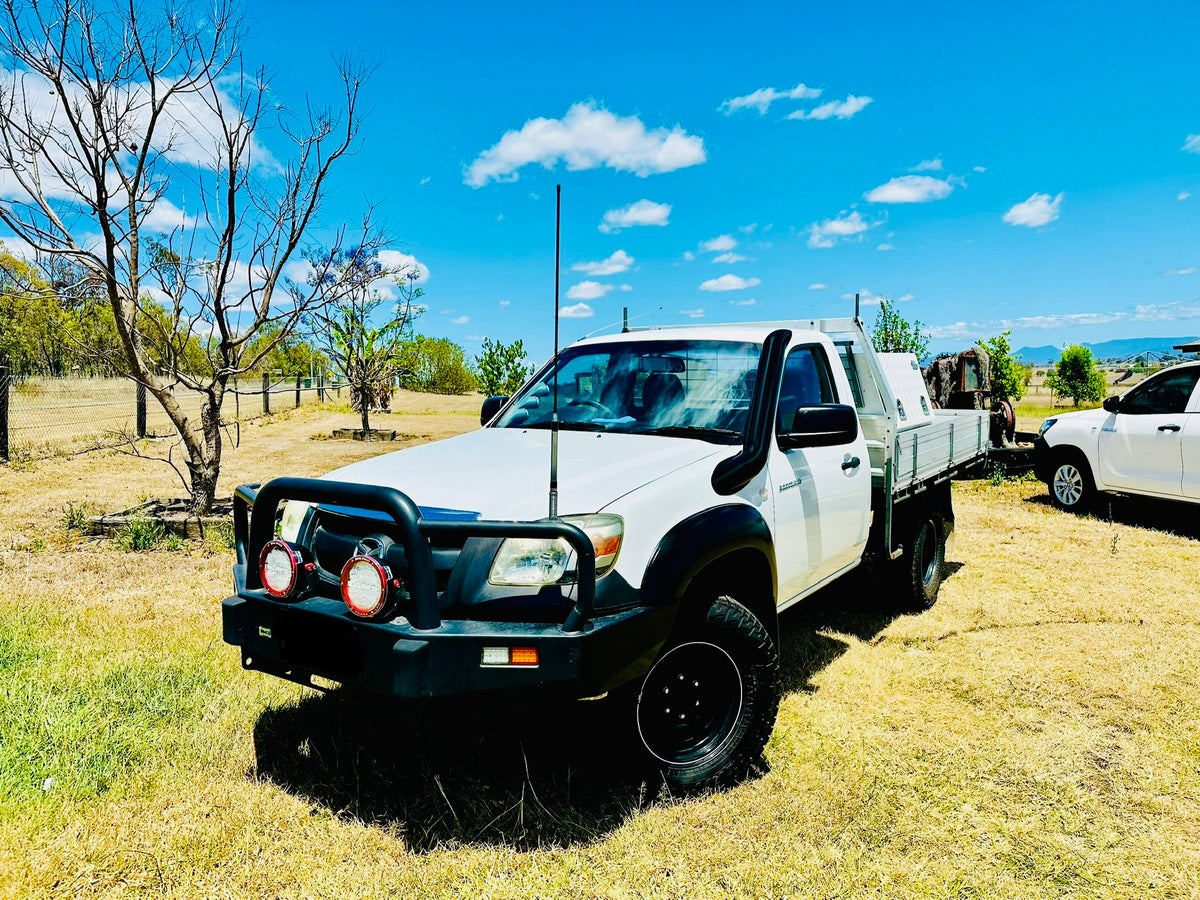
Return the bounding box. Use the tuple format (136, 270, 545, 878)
(1, 396, 1199, 898)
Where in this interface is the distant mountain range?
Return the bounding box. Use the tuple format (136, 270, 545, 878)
(1012, 337, 1199, 366)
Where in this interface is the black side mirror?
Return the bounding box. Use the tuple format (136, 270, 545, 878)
(778, 403, 858, 449)
(480, 395, 508, 426)
(1102, 395, 1121, 414)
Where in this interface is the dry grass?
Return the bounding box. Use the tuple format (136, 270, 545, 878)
(2, 397, 1199, 898)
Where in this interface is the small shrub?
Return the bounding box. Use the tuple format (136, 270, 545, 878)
(115, 515, 163, 552)
(205, 520, 237, 551)
(161, 532, 186, 552)
(61, 502, 90, 533)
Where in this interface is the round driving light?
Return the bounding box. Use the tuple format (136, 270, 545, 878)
(340, 555, 390, 618)
(259, 539, 299, 597)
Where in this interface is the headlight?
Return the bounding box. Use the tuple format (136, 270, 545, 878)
(1038, 418, 1057, 436)
(488, 514, 624, 586)
(341, 555, 392, 618)
(259, 539, 301, 597)
(279, 500, 313, 542)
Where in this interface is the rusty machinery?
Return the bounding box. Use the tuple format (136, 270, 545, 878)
(923, 346, 1016, 447)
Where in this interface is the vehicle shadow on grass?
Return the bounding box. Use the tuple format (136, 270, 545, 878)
(776, 572, 919, 695)
(1025, 492, 1200, 541)
(252, 571, 947, 851)
(252, 684, 669, 852)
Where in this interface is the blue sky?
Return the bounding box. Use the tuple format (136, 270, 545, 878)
(245, 0, 1200, 362)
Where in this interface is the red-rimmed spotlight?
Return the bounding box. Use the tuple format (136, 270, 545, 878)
(259, 539, 301, 598)
(340, 555, 391, 618)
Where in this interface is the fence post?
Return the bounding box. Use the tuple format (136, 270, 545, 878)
(0, 366, 9, 462)
(136, 381, 147, 438)
(318, 373, 324, 402)
(262, 372, 270, 415)
(295, 374, 301, 408)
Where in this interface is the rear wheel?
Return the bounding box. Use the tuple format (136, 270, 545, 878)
(1049, 457, 1094, 512)
(900, 514, 945, 610)
(635, 595, 778, 790)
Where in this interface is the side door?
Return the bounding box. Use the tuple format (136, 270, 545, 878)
(1179, 376, 1200, 499)
(771, 343, 871, 602)
(1098, 366, 1200, 497)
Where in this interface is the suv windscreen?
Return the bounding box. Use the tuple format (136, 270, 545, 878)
(495, 339, 762, 441)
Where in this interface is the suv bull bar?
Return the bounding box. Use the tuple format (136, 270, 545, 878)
(235, 476, 598, 633)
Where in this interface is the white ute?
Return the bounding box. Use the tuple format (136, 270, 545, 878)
(223, 317, 988, 789)
(1035, 359, 1200, 510)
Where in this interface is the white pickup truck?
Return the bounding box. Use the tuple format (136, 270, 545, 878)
(1035, 359, 1200, 510)
(223, 317, 988, 789)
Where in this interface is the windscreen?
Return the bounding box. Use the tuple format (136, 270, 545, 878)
(494, 339, 762, 442)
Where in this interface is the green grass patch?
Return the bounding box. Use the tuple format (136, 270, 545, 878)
(0, 651, 216, 816)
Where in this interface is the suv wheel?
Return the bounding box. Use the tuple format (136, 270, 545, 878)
(1049, 457, 1094, 512)
(635, 595, 779, 790)
(903, 514, 945, 611)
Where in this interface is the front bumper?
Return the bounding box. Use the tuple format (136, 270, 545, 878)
(224, 476, 675, 700)
(222, 590, 675, 699)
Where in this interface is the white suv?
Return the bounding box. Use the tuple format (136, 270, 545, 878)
(1035, 361, 1200, 510)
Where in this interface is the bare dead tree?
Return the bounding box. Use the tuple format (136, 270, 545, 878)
(0, 0, 398, 511)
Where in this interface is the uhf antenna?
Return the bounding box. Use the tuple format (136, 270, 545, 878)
(549, 184, 561, 519)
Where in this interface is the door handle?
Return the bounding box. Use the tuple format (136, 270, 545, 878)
(1158, 424, 1181, 433)
(841, 456, 861, 471)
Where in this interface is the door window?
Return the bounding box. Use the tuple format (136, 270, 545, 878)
(777, 346, 837, 433)
(1120, 367, 1200, 415)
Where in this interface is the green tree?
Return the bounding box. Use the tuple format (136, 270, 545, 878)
(871, 298, 930, 359)
(1046, 345, 1106, 407)
(309, 252, 423, 434)
(476, 338, 532, 396)
(402, 337, 478, 395)
(978, 331, 1026, 402)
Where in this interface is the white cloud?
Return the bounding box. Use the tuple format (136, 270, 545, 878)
(377, 250, 430, 283)
(618, 284, 633, 292)
(877, 243, 894, 251)
(842, 288, 884, 306)
(897, 293, 914, 302)
(682, 250, 696, 261)
(787, 95, 872, 121)
(680, 308, 706, 318)
(572, 249, 634, 276)
(1165, 267, 1197, 276)
(599, 199, 671, 233)
(451, 315, 470, 325)
(973, 165, 987, 173)
(739, 222, 758, 234)
(559, 302, 594, 318)
(567, 280, 614, 300)
(924, 305, 1200, 340)
(464, 101, 706, 187)
(729, 298, 759, 306)
(1132, 301, 1200, 322)
(713, 252, 751, 263)
(807, 210, 877, 248)
(720, 83, 822, 115)
(700, 234, 737, 253)
(1179, 191, 1192, 201)
(499, 299, 511, 308)
(808, 283, 829, 290)
(910, 158, 943, 172)
(138, 198, 199, 232)
(419, 176, 431, 185)
(1003, 192, 1064, 227)
(699, 274, 761, 292)
(865, 175, 954, 204)
(1183, 134, 1200, 154)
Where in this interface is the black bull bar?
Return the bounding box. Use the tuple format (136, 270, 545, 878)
(235, 477, 598, 633)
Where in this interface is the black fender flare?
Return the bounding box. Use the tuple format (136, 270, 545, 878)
(640, 503, 778, 636)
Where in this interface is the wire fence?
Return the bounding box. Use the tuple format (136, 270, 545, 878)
(0, 368, 347, 461)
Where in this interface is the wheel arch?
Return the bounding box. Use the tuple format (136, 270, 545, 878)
(640, 504, 778, 642)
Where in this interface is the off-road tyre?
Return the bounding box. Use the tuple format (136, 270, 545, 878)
(635, 595, 779, 791)
(1048, 455, 1094, 513)
(900, 513, 945, 611)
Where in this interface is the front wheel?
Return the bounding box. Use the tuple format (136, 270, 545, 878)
(635, 596, 779, 791)
(1049, 458, 1094, 512)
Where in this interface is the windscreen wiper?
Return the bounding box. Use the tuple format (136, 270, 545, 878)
(639, 425, 742, 443)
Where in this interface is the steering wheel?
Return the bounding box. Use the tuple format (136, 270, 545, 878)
(567, 398, 616, 418)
